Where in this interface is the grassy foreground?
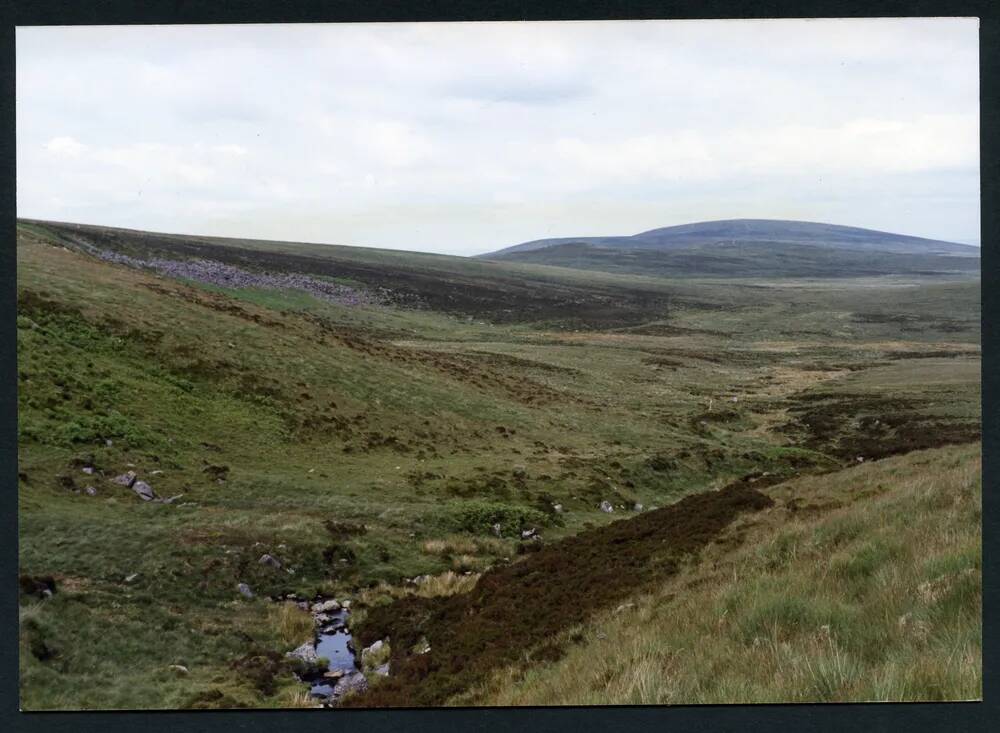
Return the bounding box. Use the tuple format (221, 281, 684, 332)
(461, 443, 982, 705)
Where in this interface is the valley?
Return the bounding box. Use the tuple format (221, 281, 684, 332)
(16, 219, 981, 709)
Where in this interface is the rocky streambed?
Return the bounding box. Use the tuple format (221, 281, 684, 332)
(284, 597, 388, 707)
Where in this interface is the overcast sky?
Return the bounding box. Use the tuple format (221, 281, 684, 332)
(17, 18, 979, 255)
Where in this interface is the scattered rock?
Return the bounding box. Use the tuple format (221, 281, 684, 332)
(286, 642, 320, 666)
(150, 470, 164, 476)
(633, 503, 644, 512)
(84, 486, 98, 497)
(168, 664, 189, 675)
(237, 582, 254, 599)
(373, 662, 390, 677)
(491, 522, 503, 538)
(323, 668, 345, 680)
(132, 480, 156, 501)
(362, 639, 384, 657)
(258, 553, 282, 570)
(312, 599, 341, 614)
(19, 574, 56, 599)
(81, 466, 95, 475)
(599, 500, 614, 513)
(332, 671, 368, 698)
(113, 471, 138, 488)
(552, 503, 563, 513)
(521, 528, 538, 540)
(124, 573, 139, 583)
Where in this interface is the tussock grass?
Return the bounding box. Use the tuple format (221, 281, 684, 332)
(462, 444, 981, 705)
(269, 602, 315, 648)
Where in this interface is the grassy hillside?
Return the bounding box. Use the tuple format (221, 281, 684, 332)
(16, 220, 981, 709)
(482, 219, 979, 279)
(486, 240, 981, 279)
(488, 218, 978, 256)
(461, 443, 982, 705)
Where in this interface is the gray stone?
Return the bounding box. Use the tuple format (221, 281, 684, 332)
(552, 503, 563, 513)
(113, 471, 137, 488)
(332, 672, 368, 698)
(258, 553, 282, 569)
(312, 599, 341, 613)
(633, 502, 644, 512)
(168, 664, 189, 675)
(132, 480, 156, 501)
(373, 662, 390, 677)
(491, 522, 503, 537)
(286, 642, 320, 666)
(237, 582, 254, 599)
(521, 528, 538, 540)
(84, 486, 98, 496)
(124, 573, 139, 583)
(599, 500, 614, 513)
(81, 466, 95, 475)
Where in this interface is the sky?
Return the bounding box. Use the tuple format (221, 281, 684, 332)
(17, 18, 980, 255)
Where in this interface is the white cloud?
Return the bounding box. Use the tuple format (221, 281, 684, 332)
(45, 136, 87, 158)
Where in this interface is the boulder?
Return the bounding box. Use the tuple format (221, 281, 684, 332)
(332, 672, 368, 698)
(132, 480, 156, 501)
(113, 471, 138, 488)
(312, 599, 341, 614)
(258, 553, 282, 570)
(373, 662, 390, 677)
(237, 582, 254, 599)
(599, 500, 614, 513)
(286, 642, 320, 666)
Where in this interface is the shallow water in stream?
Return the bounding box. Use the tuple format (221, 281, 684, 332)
(308, 609, 359, 699)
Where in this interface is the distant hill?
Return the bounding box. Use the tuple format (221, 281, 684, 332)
(481, 219, 979, 279)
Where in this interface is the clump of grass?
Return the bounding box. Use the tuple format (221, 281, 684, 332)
(422, 537, 477, 556)
(269, 602, 315, 648)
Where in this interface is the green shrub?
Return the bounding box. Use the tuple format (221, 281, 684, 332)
(446, 501, 550, 537)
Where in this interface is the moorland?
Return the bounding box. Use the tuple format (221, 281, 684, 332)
(16, 218, 981, 709)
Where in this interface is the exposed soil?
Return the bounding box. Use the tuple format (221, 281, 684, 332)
(345, 479, 775, 707)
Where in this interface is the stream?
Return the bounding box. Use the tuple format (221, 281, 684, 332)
(307, 608, 360, 700)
